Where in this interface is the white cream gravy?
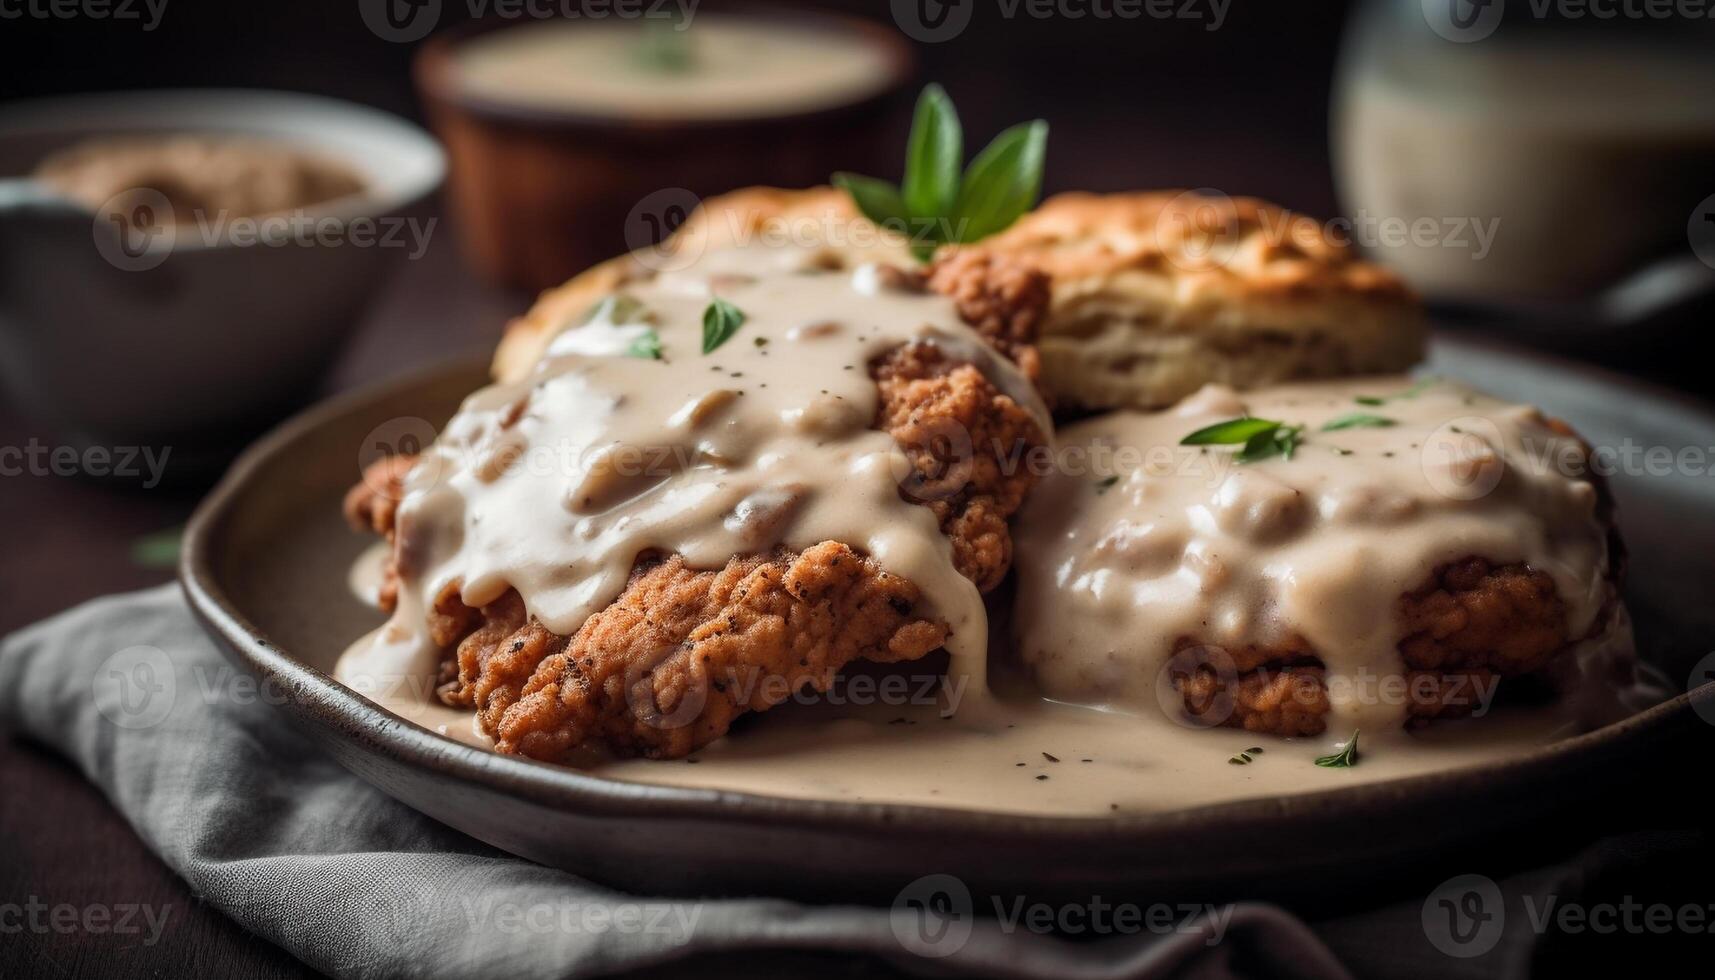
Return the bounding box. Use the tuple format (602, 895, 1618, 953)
(1015, 378, 1634, 736)
(342, 241, 1048, 723)
(334, 254, 1651, 817)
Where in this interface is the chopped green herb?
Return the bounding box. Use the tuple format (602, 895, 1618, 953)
(1314, 731, 1360, 768)
(1042, 752, 1060, 763)
(581, 294, 647, 326)
(1180, 416, 1283, 446)
(1183, 417, 1304, 463)
(1094, 475, 1120, 494)
(1321, 412, 1396, 432)
(752, 336, 768, 347)
(1355, 377, 1437, 407)
(1238, 424, 1303, 463)
(131, 526, 183, 569)
(701, 299, 746, 354)
(1228, 752, 1253, 765)
(834, 84, 1047, 263)
(625, 330, 663, 360)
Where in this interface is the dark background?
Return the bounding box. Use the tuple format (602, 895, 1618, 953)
(2, 2, 1711, 977)
(1, 0, 1353, 208)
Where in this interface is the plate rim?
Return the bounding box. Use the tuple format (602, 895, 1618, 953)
(179, 341, 1715, 842)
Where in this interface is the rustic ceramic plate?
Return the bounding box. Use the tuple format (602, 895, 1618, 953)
(181, 337, 1715, 909)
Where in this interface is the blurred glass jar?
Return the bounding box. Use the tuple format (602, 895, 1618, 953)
(1333, 1, 1715, 304)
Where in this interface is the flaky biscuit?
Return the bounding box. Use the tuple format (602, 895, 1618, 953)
(494, 187, 1425, 404)
(956, 191, 1425, 410)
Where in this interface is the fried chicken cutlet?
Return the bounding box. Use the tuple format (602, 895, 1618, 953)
(1014, 377, 1635, 738)
(346, 249, 1048, 762)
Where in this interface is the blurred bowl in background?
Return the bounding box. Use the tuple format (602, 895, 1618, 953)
(416, 8, 914, 291)
(1333, 3, 1715, 310)
(0, 89, 444, 445)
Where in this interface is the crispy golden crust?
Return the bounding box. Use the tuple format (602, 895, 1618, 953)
(955, 191, 1426, 411)
(1171, 555, 1623, 737)
(438, 546, 946, 760)
(975, 191, 1414, 298)
(1176, 665, 1500, 737)
(1154, 413, 1626, 737)
(926, 250, 1050, 384)
(873, 344, 1044, 592)
(349, 255, 1048, 761)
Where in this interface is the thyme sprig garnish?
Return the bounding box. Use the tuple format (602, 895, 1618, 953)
(1314, 731, 1360, 768)
(1321, 412, 1396, 432)
(1355, 377, 1437, 407)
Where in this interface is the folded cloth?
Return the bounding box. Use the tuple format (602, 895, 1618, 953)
(1, 587, 1699, 979)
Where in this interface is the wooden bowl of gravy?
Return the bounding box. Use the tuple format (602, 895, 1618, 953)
(414, 8, 915, 291)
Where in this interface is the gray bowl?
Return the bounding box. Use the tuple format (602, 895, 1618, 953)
(0, 89, 445, 443)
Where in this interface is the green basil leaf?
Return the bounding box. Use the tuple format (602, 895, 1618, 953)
(626, 329, 663, 360)
(1181, 417, 1283, 446)
(701, 299, 746, 354)
(953, 119, 1048, 242)
(832, 172, 907, 227)
(901, 84, 962, 219)
(1321, 412, 1396, 432)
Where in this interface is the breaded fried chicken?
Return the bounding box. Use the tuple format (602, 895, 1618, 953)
(346, 257, 1049, 761)
(1172, 555, 1623, 736)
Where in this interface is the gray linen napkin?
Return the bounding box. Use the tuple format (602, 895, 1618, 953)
(5, 586, 1674, 980)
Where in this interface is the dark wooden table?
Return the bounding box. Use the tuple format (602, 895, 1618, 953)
(4, 209, 1712, 978)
